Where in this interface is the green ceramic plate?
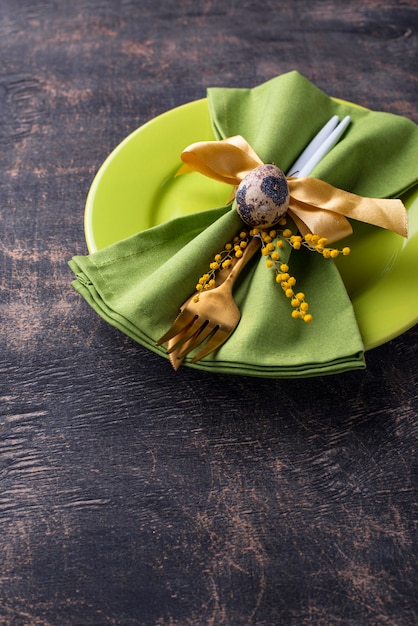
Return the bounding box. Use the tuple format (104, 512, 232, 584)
(85, 99, 418, 351)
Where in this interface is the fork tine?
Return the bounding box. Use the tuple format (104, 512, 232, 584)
(191, 326, 232, 363)
(169, 322, 218, 369)
(175, 321, 216, 359)
(156, 308, 197, 345)
(167, 329, 193, 370)
(169, 351, 186, 371)
(166, 317, 204, 353)
(167, 324, 215, 371)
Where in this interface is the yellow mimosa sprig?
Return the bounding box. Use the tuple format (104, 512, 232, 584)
(255, 216, 352, 321)
(193, 230, 250, 302)
(253, 226, 313, 322)
(281, 222, 351, 259)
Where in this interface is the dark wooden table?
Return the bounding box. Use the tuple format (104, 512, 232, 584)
(2, 1, 417, 624)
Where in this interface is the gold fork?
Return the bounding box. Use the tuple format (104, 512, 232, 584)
(157, 235, 261, 369)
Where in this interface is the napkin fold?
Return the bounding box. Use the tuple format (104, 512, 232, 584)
(70, 71, 418, 377)
(208, 71, 418, 198)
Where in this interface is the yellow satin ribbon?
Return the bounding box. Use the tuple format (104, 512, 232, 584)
(177, 135, 408, 243)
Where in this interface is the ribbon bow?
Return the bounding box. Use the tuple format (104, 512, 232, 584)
(177, 135, 408, 243)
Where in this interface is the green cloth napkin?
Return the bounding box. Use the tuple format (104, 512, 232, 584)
(69, 71, 418, 377)
(209, 71, 418, 198)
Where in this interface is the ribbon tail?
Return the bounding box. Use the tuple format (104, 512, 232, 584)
(288, 177, 408, 242)
(288, 202, 354, 243)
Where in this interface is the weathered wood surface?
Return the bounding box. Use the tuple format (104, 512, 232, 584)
(1, 1, 417, 624)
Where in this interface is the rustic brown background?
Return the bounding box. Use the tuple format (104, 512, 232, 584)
(1, 1, 418, 625)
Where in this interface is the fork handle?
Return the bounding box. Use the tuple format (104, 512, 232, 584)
(220, 235, 261, 292)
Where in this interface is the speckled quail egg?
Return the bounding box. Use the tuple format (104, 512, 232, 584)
(235, 164, 290, 228)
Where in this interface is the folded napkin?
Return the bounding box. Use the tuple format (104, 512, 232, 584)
(69, 71, 418, 378)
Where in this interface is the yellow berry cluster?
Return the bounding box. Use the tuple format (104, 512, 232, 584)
(254, 225, 313, 322)
(282, 229, 350, 258)
(193, 230, 250, 301)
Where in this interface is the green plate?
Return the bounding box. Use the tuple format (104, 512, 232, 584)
(85, 99, 418, 351)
